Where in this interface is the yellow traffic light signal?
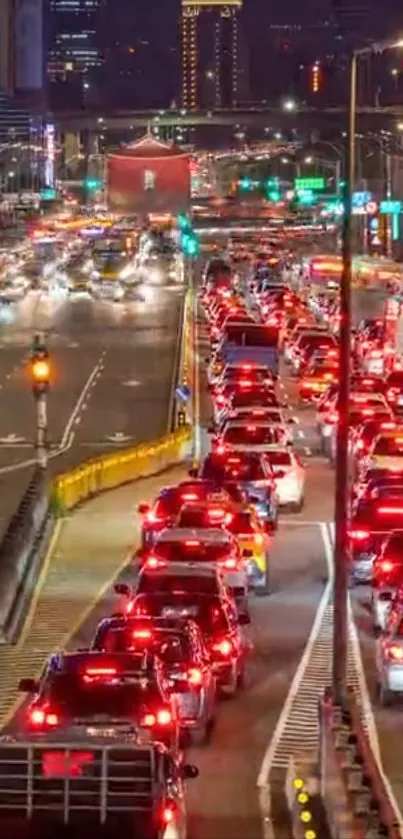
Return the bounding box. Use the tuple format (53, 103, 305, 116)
(32, 359, 50, 382)
(312, 62, 320, 92)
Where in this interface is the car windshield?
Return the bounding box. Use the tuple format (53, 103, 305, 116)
(138, 574, 218, 595)
(230, 391, 279, 408)
(224, 325, 278, 347)
(222, 426, 281, 445)
(373, 436, 403, 456)
(45, 674, 158, 717)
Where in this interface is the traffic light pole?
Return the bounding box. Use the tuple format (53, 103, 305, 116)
(35, 392, 48, 469)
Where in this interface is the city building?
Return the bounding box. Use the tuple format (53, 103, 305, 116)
(47, 0, 105, 109)
(181, 0, 242, 109)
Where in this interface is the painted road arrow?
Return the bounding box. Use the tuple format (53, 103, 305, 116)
(105, 432, 132, 443)
(0, 434, 26, 444)
(122, 379, 141, 387)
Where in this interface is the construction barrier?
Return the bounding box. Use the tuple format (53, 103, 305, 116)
(319, 688, 402, 839)
(51, 425, 192, 516)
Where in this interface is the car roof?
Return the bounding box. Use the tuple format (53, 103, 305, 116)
(140, 561, 219, 577)
(157, 527, 232, 544)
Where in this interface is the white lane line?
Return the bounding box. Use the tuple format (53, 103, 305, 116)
(257, 521, 333, 789)
(59, 357, 104, 450)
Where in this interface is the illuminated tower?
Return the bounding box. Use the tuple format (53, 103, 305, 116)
(181, 0, 242, 110)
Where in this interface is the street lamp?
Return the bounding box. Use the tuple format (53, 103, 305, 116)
(333, 36, 403, 703)
(283, 99, 297, 112)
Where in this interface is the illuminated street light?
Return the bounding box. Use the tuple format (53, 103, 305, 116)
(397, 122, 403, 131)
(304, 156, 313, 164)
(281, 157, 289, 164)
(274, 132, 282, 140)
(283, 99, 297, 111)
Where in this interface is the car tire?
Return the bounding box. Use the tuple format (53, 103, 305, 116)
(377, 682, 392, 707)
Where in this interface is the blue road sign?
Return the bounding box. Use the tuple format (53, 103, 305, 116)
(176, 385, 190, 402)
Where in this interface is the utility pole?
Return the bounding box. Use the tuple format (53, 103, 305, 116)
(29, 334, 51, 469)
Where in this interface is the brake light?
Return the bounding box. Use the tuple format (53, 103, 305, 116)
(267, 316, 279, 326)
(227, 457, 241, 464)
(208, 508, 225, 520)
(350, 529, 370, 540)
(247, 425, 257, 432)
(146, 511, 163, 524)
(387, 644, 403, 661)
(220, 557, 238, 570)
(156, 709, 173, 725)
(239, 380, 252, 387)
(251, 409, 266, 416)
(184, 539, 201, 547)
(29, 707, 59, 727)
(182, 492, 198, 501)
(380, 560, 394, 573)
(381, 422, 396, 430)
(216, 396, 225, 406)
(387, 389, 398, 400)
(132, 629, 152, 640)
(254, 534, 264, 546)
(378, 506, 403, 515)
(187, 667, 203, 685)
(85, 667, 117, 677)
(163, 805, 175, 825)
(212, 638, 233, 656)
(242, 365, 252, 371)
(356, 440, 364, 451)
(145, 556, 167, 570)
(361, 408, 375, 417)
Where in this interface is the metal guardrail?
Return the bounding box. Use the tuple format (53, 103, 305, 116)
(319, 687, 402, 839)
(0, 468, 50, 643)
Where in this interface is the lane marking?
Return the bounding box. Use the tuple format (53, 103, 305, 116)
(257, 521, 333, 789)
(18, 520, 64, 647)
(60, 354, 105, 450)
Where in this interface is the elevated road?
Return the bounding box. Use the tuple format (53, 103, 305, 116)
(55, 105, 403, 132)
(0, 284, 184, 537)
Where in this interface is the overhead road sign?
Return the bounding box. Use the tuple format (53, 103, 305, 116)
(380, 200, 402, 214)
(294, 177, 325, 191)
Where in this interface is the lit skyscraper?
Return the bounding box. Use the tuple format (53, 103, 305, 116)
(47, 0, 104, 108)
(181, 0, 242, 109)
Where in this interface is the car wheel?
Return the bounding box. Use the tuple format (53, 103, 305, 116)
(377, 682, 392, 707)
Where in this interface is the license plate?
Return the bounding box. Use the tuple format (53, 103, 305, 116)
(42, 751, 94, 778)
(176, 692, 199, 718)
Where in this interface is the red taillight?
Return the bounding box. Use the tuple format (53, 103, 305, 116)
(239, 380, 252, 387)
(381, 422, 396, 430)
(29, 707, 59, 727)
(132, 629, 152, 640)
(380, 560, 394, 573)
(212, 638, 233, 656)
(350, 529, 370, 541)
(156, 709, 173, 726)
(356, 440, 364, 451)
(182, 492, 198, 501)
(146, 511, 163, 524)
(378, 506, 403, 515)
(187, 667, 203, 685)
(163, 804, 176, 825)
(361, 408, 375, 417)
(208, 508, 225, 520)
(85, 667, 117, 677)
(387, 644, 403, 661)
(220, 557, 238, 570)
(216, 396, 225, 406)
(184, 539, 201, 547)
(145, 556, 167, 570)
(387, 388, 398, 401)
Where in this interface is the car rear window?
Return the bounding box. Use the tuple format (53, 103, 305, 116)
(46, 674, 158, 717)
(224, 325, 278, 347)
(231, 390, 279, 408)
(134, 595, 229, 634)
(200, 455, 267, 482)
(223, 426, 281, 445)
(373, 436, 403, 456)
(138, 573, 218, 595)
(266, 451, 292, 466)
(96, 626, 191, 662)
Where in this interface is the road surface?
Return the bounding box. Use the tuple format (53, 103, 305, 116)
(0, 283, 184, 537)
(0, 304, 335, 839)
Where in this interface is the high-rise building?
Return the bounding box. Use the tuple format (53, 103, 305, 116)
(47, 0, 105, 109)
(181, 0, 242, 109)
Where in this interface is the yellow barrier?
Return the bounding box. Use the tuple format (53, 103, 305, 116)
(51, 426, 192, 516)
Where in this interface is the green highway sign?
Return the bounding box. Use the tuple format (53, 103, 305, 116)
(296, 189, 316, 205)
(40, 188, 56, 200)
(294, 177, 325, 191)
(380, 200, 402, 214)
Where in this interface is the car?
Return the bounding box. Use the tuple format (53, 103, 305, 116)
(19, 650, 180, 751)
(364, 429, 403, 472)
(214, 385, 281, 424)
(349, 494, 403, 585)
(146, 524, 249, 609)
(265, 447, 306, 510)
(318, 392, 392, 457)
(289, 330, 337, 374)
(372, 531, 403, 631)
(350, 419, 397, 461)
(223, 507, 272, 594)
(116, 571, 250, 696)
(221, 415, 293, 446)
(215, 421, 284, 453)
(196, 450, 279, 528)
(212, 363, 274, 395)
(376, 601, 403, 704)
(385, 370, 403, 410)
(137, 480, 239, 547)
(92, 615, 217, 744)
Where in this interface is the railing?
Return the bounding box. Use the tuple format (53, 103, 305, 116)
(319, 688, 402, 839)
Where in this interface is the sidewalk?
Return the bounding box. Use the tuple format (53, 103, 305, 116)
(0, 464, 187, 727)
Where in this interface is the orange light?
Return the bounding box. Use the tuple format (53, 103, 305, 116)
(32, 359, 50, 381)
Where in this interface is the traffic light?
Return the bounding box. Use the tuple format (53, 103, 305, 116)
(182, 232, 200, 258)
(84, 177, 102, 191)
(29, 340, 51, 394)
(177, 213, 191, 231)
(239, 177, 252, 191)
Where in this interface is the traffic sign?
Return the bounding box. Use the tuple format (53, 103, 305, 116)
(380, 200, 402, 214)
(176, 385, 190, 402)
(352, 191, 371, 208)
(295, 177, 325, 191)
(40, 188, 56, 200)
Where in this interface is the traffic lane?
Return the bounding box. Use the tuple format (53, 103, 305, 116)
(352, 589, 403, 812)
(73, 291, 183, 449)
(0, 466, 36, 543)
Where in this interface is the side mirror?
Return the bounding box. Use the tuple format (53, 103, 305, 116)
(188, 467, 198, 478)
(181, 763, 199, 780)
(242, 549, 253, 558)
(114, 583, 130, 597)
(18, 677, 38, 693)
(239, 612, 251, 626)
(137, 503, 150, 515)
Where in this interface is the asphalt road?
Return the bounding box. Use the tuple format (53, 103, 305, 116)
(0, 304, 335, 839)
(0, 281, 184, 536)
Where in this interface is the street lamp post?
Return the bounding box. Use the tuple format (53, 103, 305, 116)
(333, 38, 403, 702)
(29, 334, 51, 470)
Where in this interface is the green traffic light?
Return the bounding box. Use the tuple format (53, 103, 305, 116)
(177, 213, 190, 230)
(85, 178, 102, 190)
(239, 178, 252, 191)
